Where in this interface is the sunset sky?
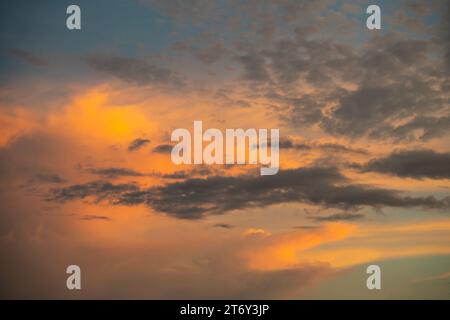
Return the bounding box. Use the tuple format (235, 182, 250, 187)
(0, 0, 449, 299)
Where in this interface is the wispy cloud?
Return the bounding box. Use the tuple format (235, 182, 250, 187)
(7, 48, 48, 67)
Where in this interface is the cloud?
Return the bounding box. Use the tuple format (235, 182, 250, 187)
(48, 180, 139, 203)
(128, 138, 150, 152)
(88, 167, 145, 179)
(293, 225, 319, 230)
(153, 166, 215, 180)
(316, 143, 368, 155)
(81, 2, 448, 144)
(1, 181, 339, 299)
(213, 223, 233, 229)
(158, 171, 189, 179)
(152, 144, 173, 154)
(79, 214, 111, 221)
(278, 137, 368, 155)
(32, 173, 66, 184)
(236, 51, 271, 82)
(243, 222, 355, 270)
(47, 167, 450, 219)
(321, 78, 448, 140)
(230, 17, 449, 142)
(358, 149, 450, 179)
(86, 55, 184, 87)
(213, 89, 251, 108)
(221, 263, 333, 299)
(372, 115, 450, 142)
(2, 0, 450, 300)
(243, 228, 272, 237)
(7, 48, 48, 67)
(309, 212, 365, 222)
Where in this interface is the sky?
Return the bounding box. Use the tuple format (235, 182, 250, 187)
(0, 0, 449, 299)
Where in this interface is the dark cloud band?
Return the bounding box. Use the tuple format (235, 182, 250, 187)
(47, 166, 450, 219)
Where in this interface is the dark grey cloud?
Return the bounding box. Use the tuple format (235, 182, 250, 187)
(134, 168, 449, 218)
(80, 214, 111, 221)
(307, 36, 447, 141)
(154, 166, 215, 180)
(152, 144, 173, 154)
(293, 225, 319, 230)
(236, 51, 271, 82)
(278, 138, 298, 149)
(213, 223, 233, 229)
(159, 171, 189, 179)
(230, 11, 449, 142)
(321, 76, 448, 140)
(317, 143, 368, 155)
(372, 115, 450, 142)
(88, 167, 145, 179)
(309, 212, 364, 222)
(86, 55, 184, 87)
(214, 89, 251, 108)
(48, 180, 139, 203)
(128, 138, 150, 152)
(358, 149, 450, 179)
(278, 137, 368, 155)
(142, 0, 448, 143)
(47, 167, 450, 219)
(7, 48, 48, 67)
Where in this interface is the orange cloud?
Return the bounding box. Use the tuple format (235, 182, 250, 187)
(243, 222, 356, 270)
(47, 88, 157, 145)
(242, 219, 450, 271)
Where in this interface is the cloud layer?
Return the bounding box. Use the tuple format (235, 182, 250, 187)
(48, 166, 450, 219)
